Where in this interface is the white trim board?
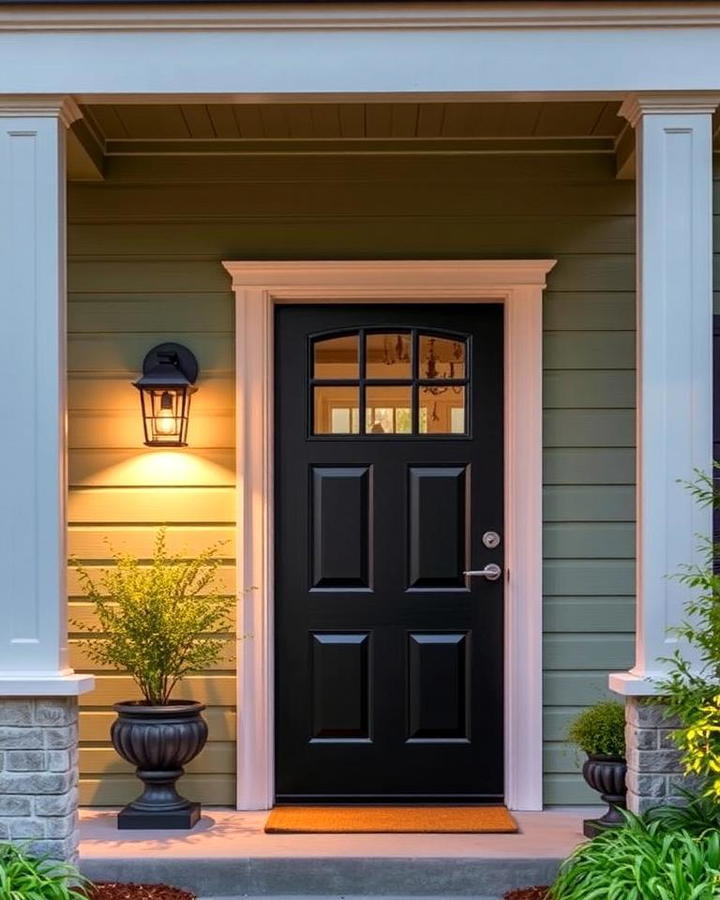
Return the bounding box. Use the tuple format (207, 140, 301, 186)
(4, 3, 720, 32)
(4, 10, 720, 96)
(224, 259, 554, 812)
(0, 674, 95, 697)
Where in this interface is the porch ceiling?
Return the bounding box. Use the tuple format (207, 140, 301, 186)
(68, 98, 720, 182)
(69, 99, 639, 181)
(84, 100, 625, 141)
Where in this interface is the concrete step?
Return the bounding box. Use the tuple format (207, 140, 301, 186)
(80, 857, 560, 897)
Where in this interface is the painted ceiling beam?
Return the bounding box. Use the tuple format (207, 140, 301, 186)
(102, 136, 615, 158)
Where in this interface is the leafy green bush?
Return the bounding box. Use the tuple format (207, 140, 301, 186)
(72, 529, 234, 705)
(0, 843, 87, 900)
(659, 467, 720, 799)
(567, 701, 625, 757)
(550, 812, 720, 900)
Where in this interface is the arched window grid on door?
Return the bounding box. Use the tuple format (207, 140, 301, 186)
(309, 327, 471, 438)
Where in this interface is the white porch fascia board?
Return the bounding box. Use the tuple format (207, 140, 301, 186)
(4, 2, 720, 32)
(224, 259, 555, 812)
(2, 4, 720, 96)
(610, 94, 718, 699)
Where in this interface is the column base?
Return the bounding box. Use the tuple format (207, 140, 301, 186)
(0, 697, 79, 861)
(624, 697, 689, 814)
(118, 802, 201, 830)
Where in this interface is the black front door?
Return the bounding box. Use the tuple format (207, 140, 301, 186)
(275, 304, 504, 802)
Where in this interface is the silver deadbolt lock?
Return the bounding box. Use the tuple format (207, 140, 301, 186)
(482, 531, 501, 549)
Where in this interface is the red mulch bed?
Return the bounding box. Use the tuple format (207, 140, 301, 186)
(504, 888, 550, 900)
(90, 880, 549, 900)
(88, 884, 195, 900)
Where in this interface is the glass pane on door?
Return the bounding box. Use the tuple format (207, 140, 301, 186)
(366, 333, 412, 379)
(419, 335, 466, 381)
(366, 386, 412, 434)
(419, 387, 466, 434)
(314, 334, 359, 380)
(313, 386, 360, 434)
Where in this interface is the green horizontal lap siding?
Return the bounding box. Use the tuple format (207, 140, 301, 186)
(543, 194, 635, 801)
(67, 151, 637, 807)
(544, 370, 635, 408)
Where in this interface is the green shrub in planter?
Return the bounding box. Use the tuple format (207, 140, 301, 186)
(72, 528, 234, 705)
(551, 812, 720, 900)
(567, 701, 626, 837)
(71, 528, 236, 829)
(567, 701, 625, 758)
(0, 843, 88, 900)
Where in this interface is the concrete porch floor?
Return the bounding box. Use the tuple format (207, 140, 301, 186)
(79, 807, 599, 898)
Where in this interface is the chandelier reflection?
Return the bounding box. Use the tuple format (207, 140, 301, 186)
(381, 334, 411, 367)
(422, 338, 464, 395)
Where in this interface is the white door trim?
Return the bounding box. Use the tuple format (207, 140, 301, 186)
(223, 259, 555, 812)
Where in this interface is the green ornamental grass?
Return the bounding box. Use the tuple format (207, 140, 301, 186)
(0, 844, 88, 900)
(550, 812, 720, 900)
(645, 787, 720, 834)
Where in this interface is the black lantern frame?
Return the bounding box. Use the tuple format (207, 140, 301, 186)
(134, 343, 199, 447)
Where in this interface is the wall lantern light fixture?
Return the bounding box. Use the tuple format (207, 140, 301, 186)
(134, 343, 199, 447)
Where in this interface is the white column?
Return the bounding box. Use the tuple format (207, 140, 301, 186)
(0, 97, 93, 695)
(610, 94, 718, 696)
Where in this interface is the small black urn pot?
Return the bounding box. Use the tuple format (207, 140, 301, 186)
(111, 700, 208, 830)
(581, 754, 627, 838)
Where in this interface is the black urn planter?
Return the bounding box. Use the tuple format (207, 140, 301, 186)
(111, 700, 208, 829)
(581, 754, 627, 838)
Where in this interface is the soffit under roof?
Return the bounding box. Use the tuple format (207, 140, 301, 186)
(82, 100, 626, 141)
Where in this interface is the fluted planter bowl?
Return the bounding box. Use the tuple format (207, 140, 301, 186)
(581, 754, 627, 838)
(111, 700, 208, 829)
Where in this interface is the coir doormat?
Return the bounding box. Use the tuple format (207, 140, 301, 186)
(264, 805, 519, 834)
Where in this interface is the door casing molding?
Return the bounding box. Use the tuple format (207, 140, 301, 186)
(223, 259, 556, 811)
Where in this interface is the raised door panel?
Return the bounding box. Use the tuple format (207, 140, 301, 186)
(311, 633, 370, 740)
(407, 632, 470, 741)
(312, 466, 372, 589)
(408, 466, 467, 589)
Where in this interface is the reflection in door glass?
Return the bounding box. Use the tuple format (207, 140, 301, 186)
(419, 335, 466, 380)
(310, 329, 469, 436)
(366, 386, 412, 434)
(366, 333, 412, 379)
(419, 387, 466, 434)
(313, 334, 359, 380)
(313, 386, 360, 434)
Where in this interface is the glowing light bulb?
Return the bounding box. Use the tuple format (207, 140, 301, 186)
(155, 391, 177, 436)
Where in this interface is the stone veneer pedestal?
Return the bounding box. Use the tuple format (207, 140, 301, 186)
(625, 697, 695, 814)
(0, 698, 79, 860)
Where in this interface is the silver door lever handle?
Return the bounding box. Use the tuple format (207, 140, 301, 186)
(463, 564, 502, 581)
